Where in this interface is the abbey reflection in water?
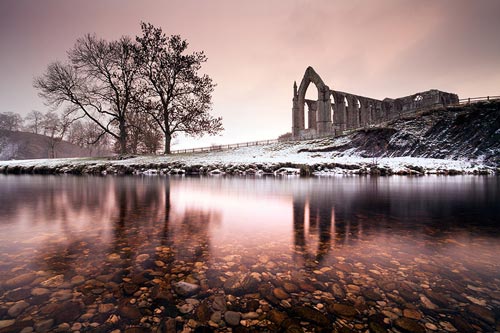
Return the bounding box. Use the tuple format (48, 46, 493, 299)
(1, 175, 498, 272)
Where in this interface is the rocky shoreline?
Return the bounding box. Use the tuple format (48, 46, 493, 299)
(0, 160, 497, 177)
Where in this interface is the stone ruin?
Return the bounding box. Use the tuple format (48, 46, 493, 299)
(292, 67, 459, 139)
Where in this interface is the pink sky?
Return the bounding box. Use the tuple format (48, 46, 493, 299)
(1, 0, 499, 148)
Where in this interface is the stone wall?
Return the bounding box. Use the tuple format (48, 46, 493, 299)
(292, 67, 459, 139)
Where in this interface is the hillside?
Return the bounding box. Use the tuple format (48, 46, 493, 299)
(0, 101, 498, 175)
(0, 130, 106, 160)
(299, 101, 500, 166)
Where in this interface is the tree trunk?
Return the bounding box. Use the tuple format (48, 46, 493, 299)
(164, 133, 171, 154)
(119, 119, 127, 155)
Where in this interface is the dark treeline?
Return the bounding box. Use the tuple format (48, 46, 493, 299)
(25, 22, 223, 155)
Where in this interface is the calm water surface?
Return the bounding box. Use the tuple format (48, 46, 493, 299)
(0, 175, 499, 332)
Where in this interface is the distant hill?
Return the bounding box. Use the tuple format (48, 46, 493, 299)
(0, 129, 110, 160)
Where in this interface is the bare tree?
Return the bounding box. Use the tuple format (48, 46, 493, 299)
(24, 110, 44, 134)
(34, 34, 138, 154)
(67, 120, 112, 156)
(39, 110, 74, 158)
(0, 112, 23, 131)
(135, 23, 223, 154)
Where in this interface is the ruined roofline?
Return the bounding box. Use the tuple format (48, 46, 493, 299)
(330, 90, 384, 103)
(331, 89, 459, 103)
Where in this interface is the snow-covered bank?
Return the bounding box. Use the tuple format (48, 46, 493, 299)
(0, 140, 496, 176)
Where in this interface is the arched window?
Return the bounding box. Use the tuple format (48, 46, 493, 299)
(414, 95, 423, 102)
(344, 96, 349, 107)
(356, 99, 361, 108)
(305, 84, 319, 101)
(330, 95, 335, 105)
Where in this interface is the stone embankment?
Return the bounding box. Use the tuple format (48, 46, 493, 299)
(0, 160, 496, 176)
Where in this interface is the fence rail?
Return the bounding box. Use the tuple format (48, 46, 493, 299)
(170, 95, 499, 155)
(170, 139, 280, 154)
(458, 96, 500, 104)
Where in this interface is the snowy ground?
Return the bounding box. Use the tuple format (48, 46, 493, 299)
(0, 139, 495, 175)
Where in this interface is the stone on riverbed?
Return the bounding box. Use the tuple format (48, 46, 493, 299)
(223, 273, 260, 295)
(7, 300, 30, 317)
(40, 274, 64, 288)
(4, 273, 37, 288)
(291, 306, 330, 327)
(34, 319, 54, 333)
(173, 281, 200, 297)
(394, 317, 425, 333)
(328, 303, 357, 317)
(31, 288, 50, 297)
(467, 304, 495, 325)
(224, 311, 241, 326)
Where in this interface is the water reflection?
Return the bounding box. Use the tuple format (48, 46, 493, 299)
(0, 175, 499, 332)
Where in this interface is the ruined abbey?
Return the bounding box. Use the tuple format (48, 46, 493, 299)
(292, 67, 459, 139)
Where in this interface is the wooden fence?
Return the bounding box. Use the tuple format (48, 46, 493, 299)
(170, 139, 280, 154)
(170, 95, 499, 155)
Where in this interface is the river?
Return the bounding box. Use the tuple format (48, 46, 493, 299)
(0, 175, 499, 332)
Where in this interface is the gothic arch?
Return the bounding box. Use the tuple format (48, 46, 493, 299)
(298, 66, 328, 106)
(292, 67, 332, 136)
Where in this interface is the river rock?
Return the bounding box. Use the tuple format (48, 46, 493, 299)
(224, 311, 241, 326)
(273, 287, 289, 300)
(20, 327, 34, 333)
(70, 275, 85, 286)
(173, 281, 200, 297)
(210, 311, 222, 324)
(403, 308, 422, 320)
(178, 303, 194, 314)
(223, 273, 259, 295)
(212, 295, 226, 312)
(135, 253, 150, 262)
(53, 301, 82, 324)
(7, 300, 29, 317)
(394, 317, 425, 333)
(99, 303, 115, 313)
(467, 304, 495, 325)
(283, 282, 299, 293)
(424, 290, 450, 307)
(4, 288, 31, 302)
(0, 320, 15, 330)
(363, 289, 382, 301)
(267, 309, 288, 326)
(34, 319, 54, 333)
(368, 314, 390, 333)
(331, 283, 346, 298)
(241, 312, 259, 320)
(40, 274, 64, 288)
(123, 283, 139, 295)
(328, 303, 357, 317)
(449, 315, 475, 332)
(291, 306, 330, 327)
(195, 302, 211, 322)
(4, 273, 37, 288)
(119, 305, 142, 321)
(31, 288, 50, 297)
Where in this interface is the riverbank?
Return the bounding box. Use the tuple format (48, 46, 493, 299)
(0, 140, 497, 176)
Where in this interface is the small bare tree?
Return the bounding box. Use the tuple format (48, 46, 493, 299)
(41, 109, 77, 158)
(25, 110, 44, 134)
(67, 120, 112, 156)
(0, 112, 23, 131)
(34, 34, 138, 154)
(135, 23, 223, 154)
